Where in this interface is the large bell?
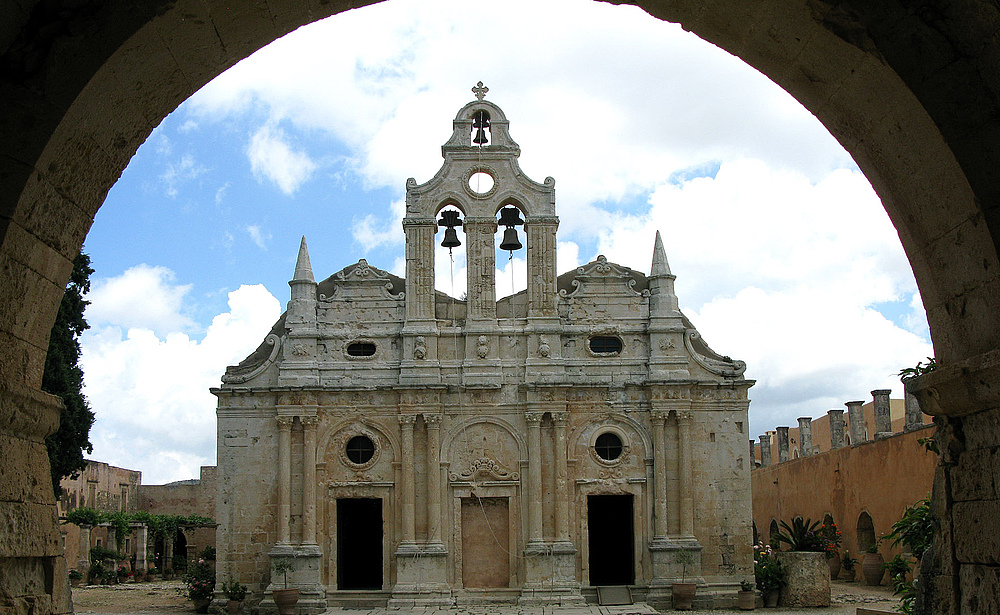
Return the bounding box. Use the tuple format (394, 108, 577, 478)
(497, 206, 524, 227)
(499, 227, 522, 251)
(473, 110, 491, 145)
(441, 227, 461, 249)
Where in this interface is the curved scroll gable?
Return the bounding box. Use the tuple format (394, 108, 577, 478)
(222, 334, 281, 384)
(318, 259, 405, 301)
(684, 329, 747, 378)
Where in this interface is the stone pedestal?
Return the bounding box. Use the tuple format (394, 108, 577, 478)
(519, 542, 583, 605)
(389, 543, 452, 607)
(260, 546, 326, 615)
(647, 539, 704, 609)
(776, 551, 830, 607)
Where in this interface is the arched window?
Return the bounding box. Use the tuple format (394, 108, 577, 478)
(857, 511, 876, 553)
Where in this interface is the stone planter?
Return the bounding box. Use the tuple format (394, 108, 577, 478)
(775, 551, 830, 607)
(737, 589, 756, 610)
(226, 599, 243, 613)
(671, 582, 697, 610)
(862, 553, 885, 586)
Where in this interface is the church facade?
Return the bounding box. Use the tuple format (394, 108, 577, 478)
(213, 86, 754, 611)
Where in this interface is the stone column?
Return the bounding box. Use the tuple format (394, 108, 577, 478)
(828, 409, 846, 449)
(797, 417, 814, 456)
(464, 217, 498, 321)
(402, 219, 436, 323)
(107, 526, 117, 555)
(135, 524, 148, 573)
(846, 400, 866, 444)
(651, 412, 669, 539)
(759, 434, 772, 467)
(678, 412, 695, 538)
(525, 217, 559, 318)
(905, 393, 924, 432)
(399, 415, 417, 545)
(552, 412, 570, 543)
(276, 416, 293, 545)
(872, 389, 893, 439)
(525, 412, 544, 544)
(301, 416, 318, 545)
(78, 525, 92, 572)
(163, 537, 174, 574)
(425, 414, 443, 544)
(776, 426, 790, 463)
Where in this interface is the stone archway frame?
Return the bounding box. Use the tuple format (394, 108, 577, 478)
(4, 2, 1000, 613)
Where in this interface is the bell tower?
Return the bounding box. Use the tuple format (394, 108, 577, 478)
(401, 83, 558, 384)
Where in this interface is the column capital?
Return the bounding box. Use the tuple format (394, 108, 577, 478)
(677, 411, 694, 423)
(651, 410, 669, 422)
(525, 412, 543, 425)
(551, 411, 568, 426)
(301, 415, 318, 428)
(424, 413, 443, 427)
(398, 414, 418, 426)
(276, 416, 294, 429)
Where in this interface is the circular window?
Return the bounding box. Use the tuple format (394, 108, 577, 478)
(345, 435, 375, 464)
(594, 432, 624, 461)
(468, 171, 495, 195)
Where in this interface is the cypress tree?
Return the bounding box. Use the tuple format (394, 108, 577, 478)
(43, 252, 96, 496)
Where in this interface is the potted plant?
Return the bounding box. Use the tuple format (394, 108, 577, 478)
(773, 518, 831, 606)
(671, 549, 697, 610)
(862, 539, 885, 586)
(271, 558, 298, 615)
(884, 499, 934, 562)
(737, 579, 756, 610)
(222, 578, 248, 614)
(820, 520, 842, 579)
(147, 565, 158, 581)
(841, 551, 858, 582)
(68, 569, 83, 588)
(754, 543, 784, 607)
(184, 558, 216, 613)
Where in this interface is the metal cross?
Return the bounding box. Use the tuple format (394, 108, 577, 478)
(472, 81, 489, 100)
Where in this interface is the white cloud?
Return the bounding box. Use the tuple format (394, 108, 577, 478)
(247, 125, 317, 194)
(85, 265, 198, 336)
(160, 154, 207, 198)
(81, 284, 282, 485)
(246, 224, 271, 249)
(351, 198, 406, 251)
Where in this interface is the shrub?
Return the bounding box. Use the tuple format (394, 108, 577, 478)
(184, 559, 216, 601)
(884, 499, 934, 559)
(222, 578, 248, 601)
(775, 517, 826, 552)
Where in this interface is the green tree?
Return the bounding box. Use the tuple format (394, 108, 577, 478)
(43, 252, 96, 496)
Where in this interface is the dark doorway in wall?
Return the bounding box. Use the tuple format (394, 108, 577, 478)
(588, 494, 634, 586)
(337, 498, 383, 590)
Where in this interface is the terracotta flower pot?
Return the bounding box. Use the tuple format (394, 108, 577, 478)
(763, 589, 779, 607)
(192, 597, 211, 613)
(737, 589, 756, 610)
(226, 599, 243, 613)
(842, 567, 855, 582)
(272, 587, 299, 615)
(862, 553, 885, 586)
(828, 554, 841, 579)
(671, 582, 697, 610)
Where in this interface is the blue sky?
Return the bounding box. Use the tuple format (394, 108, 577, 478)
(78, 0, 934, 484)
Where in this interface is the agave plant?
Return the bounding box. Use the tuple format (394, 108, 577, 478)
(775, 517, 826, 552)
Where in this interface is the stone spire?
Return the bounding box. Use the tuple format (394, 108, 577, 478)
(293, 236, 314, 283)
(650, 230, 672, 277)
(648, 231, 678, 316)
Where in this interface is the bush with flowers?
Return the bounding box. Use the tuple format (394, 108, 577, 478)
(819, 520, 842, 559)
(754, 543, 786, 592)
(184, 558, 216, 602)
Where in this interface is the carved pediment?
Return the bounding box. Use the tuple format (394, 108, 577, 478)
(318, 259, 405, 301)
(559, 255, 649, 299)
(450, 456, 520, 482)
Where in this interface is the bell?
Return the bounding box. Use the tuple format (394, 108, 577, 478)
(497, 206, 524, 227)
(441, 227, 461, 249)
(499, 227, 522, 251)
(472, 110, 490, 145)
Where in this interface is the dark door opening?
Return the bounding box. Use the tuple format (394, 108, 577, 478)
(588, 494, 634, 586)
(337, 498, 383, 590)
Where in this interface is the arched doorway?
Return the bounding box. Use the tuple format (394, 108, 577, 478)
(4, 2, 1000, 613)
(857, 512, 876, 554)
